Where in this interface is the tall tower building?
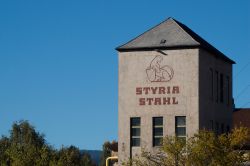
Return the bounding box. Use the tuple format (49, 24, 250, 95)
(116, 17, 235, 163)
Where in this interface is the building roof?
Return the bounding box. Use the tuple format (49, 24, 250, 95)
(116, 17, 235, 64)
(233, 108, 250, 128)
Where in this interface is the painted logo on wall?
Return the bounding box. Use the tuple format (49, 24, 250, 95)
(146, 55, 174, 82)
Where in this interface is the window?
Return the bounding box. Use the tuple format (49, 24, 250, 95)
(131, 117, 141, 147)
(153, 117, 163, 146)
(175, 116, 186, 139)
(215, 71, 219, 102)
(210, 68, 213, 100)
(226, 76, 230, 105)
(220, 74, 224, 103)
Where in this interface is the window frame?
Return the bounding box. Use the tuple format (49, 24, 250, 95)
(175, 116, 186, 139)
(220, 73, 224, 103)
(153, 117, 163, 147)
(215, 71, 219, 103)
(130, 117, 141, 147)
(210, 68, 214, 101)
(226, 76, 230, 106)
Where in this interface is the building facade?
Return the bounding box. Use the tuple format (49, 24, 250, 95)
(233, 108, 250, 129)
(116, 18, 235, 163)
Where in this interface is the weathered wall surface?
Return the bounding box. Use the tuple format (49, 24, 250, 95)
(118, 49, 199, 163)
(199, 49, 233, 131)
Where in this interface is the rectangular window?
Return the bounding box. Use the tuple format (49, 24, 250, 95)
(215, 71, 219, 102)
(131, 117, 141, 147)
(175, 116, 186, 139)
(226, 76, 230, 105)
(153, 117, 163, 146)
(220, 74, 224, 103)
(210, 68, 213, 100)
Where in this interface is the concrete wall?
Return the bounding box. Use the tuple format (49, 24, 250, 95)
(198, 49, 233, 132)
(118, 49, 200, 163)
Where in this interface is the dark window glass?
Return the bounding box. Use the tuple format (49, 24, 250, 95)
(215, 71, 219, 102)
(153, 138, 162, 147)
(153, 117, 163, 146)
(220, 74, 224, 103)
(175, 116, 186, 138)
(154, 117, 163, 126)
(131, 138, 140, 147)
(210, 68, 213, 100)
(227, 76, 230, 105)
(154, 128, 163, 136)
(176, 127, 186, 136)
(131, 128, 140, 136)
(131, 118, 140, 126)
(131, 117, 140, 147)
(176, 116, 186, 126)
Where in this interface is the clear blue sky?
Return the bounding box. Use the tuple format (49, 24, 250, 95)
(0, 0, 249, 150)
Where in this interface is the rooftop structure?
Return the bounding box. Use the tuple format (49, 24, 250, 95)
(117, 17, 235, 64)
(116, 17, 235, 164)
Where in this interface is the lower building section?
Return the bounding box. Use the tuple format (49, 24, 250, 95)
(118, 115, 191, 164)
(118, 114, 233, 164)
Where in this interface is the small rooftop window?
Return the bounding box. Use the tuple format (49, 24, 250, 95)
(160, 39, 166, 44)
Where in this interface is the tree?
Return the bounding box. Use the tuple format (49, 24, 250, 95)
(0, 120, 95, 166)
(100, 140, 118, 166)
(4, 120, 50, 166)
(57, 146, 82, 166)
(57, 146, 95, 166)
(100, 141, 112, 166)
(81, 153, 94, 166)
(0, 136, 10, 166)
(187, 127, 250, 166)
(37, 145, 57, 166)
(123, 126, 250, 166)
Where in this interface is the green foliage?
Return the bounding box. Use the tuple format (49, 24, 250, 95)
(81, 153, 94, 166)
(4, 120, 47, 166)
(100, 141, 111, 166)
(57, 146, 94, 166)
(0, 136, 10, 166)
(161, 137, 187, 166)
(100, 140, 118, 166)
(123, 126, 250, 166)
(56, 146, 94, 166)
(0, 120, 95, 166)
